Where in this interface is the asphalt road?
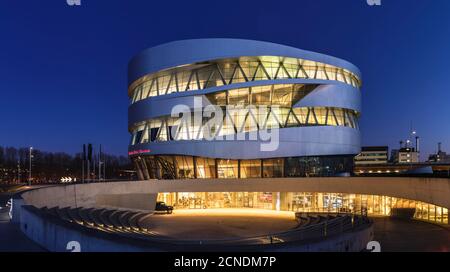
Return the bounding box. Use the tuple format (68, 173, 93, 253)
(0, 192, 45, 252)
(371, 216, 450, 252)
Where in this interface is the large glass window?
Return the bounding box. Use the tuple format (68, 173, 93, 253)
(175, 156, 195, 178)
(240, 160, 261, 178)
(253, 63, 270, 81)
(272, 85, 293, 107)
(228, 88, 249, 105)
(217, 159, 239, 178)
(157, 191, 447, 226)
(333, 108, 345, 126)
(134, 155, 355, 180)
(262, 159, 284, 178)
(134, 130, 144, 145)
(205, 84, 318, 107)
(284, 156, 354, 177)
(155, 156, 176, 179)
(195, 157, 216, 179)
(206, 91, 227, 106)
(129, 56, 361, 104)
(130, 105, 359, 145)
(314, 108, 327, 125)
(251, 85, 272, 105)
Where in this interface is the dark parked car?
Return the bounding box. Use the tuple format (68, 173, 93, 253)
(155, 201, 173, 214)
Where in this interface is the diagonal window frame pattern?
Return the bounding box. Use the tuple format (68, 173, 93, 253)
(130, 106, 359, 145)
(129, 56, 361, 104)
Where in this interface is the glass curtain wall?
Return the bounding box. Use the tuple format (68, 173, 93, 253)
(132, 155, 354, 180)
(157, 192, 449, 225)
(130, 56, 361, 104)
(130, 106, 359, 145)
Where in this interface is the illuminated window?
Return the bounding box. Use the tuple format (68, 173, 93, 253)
(130, 106, 359, 145)
(251, 85, 272, 105)
(217, 159, 239, 178)
(272, 85, 293, 107)
(195, 157, 216, 179)
(228, 88, 249, 105)
(129, 56, 361, 104)
(206, 91, 227, 106)
(175, 156, 195, 178)
(262, 159, 284, 178)
(240, 160, 261, 178)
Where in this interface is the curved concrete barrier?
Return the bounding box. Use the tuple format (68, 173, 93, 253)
(15, 177, 450, 213)
(19, 205, 373, 252)
(10, 177, 449, 252)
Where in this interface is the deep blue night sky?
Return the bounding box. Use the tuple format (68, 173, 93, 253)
(1, 0, 449, 157)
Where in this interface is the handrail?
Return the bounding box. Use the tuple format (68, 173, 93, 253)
(31, 206, 372, 247)
(109, 211, 371, 246)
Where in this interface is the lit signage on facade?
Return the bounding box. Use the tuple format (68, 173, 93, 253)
(128, 149, 151, 156)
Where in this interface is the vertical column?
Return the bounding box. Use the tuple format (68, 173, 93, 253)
(215, 158, 219, 179)
(172, 156, 179, 179)
(260, 160, 264, 178)
(134, 159, 144, 180)
(138, 157, 148, 180)
(237, 160, 241, 179)
(155, 156, 162, 179)
(193, 156, 198, 179)
(317, 193, 324, 212)
(434, 205, 437, 223)
(447, 208, 449, 225)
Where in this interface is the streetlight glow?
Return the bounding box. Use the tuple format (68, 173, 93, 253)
(28, 146, 33, 186)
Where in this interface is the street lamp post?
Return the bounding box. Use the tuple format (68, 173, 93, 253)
(28, 147, 33, 186)
(17, 160, 20, 184)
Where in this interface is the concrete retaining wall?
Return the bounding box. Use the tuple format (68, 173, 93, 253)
(19, 206, 159, 252)
(11, 177, 450, 224)
(270, 225, 374, 252)
(10, 198, 24, 224)
(96, 193, 157, 211)
(18, 177, 450, 210)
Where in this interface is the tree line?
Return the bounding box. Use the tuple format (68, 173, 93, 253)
(0, 146, 134, 183)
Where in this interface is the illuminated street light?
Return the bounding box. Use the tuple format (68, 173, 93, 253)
(28, 147, 33, 186)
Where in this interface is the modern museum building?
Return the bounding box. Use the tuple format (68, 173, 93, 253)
(9, 40, 448, 253)
(125, 39, 448, 224)
(128, 39, 361, 180)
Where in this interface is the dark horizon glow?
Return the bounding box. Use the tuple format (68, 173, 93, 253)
(1, 0, 449, 157)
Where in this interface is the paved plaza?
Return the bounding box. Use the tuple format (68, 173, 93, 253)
(142, 209, 298, 240)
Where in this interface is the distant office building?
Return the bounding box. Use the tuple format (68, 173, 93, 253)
(355, 144, 450, 176)
(429, 152, 450, 163)
(396, 147, 419, 164)
(354, 146, 389, 165)
(428, 143, 450, 163)
(390, 149, 399, 163)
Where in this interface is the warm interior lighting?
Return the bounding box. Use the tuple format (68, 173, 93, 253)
(158, 192, 448, 225)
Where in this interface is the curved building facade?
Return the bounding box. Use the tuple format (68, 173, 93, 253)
(128, 39, 362, 179)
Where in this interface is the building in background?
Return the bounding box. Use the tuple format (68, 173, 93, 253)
(429, 151, 450, 163)
(355, 143, 450, 177)
(428, 143, 450, 163)
(354, 146, 389, 165)
(396, 147, 419, 164)
(127, 39, 362, 179)
(390, 149, 399, 163)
